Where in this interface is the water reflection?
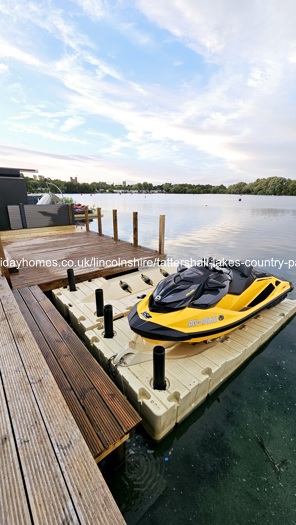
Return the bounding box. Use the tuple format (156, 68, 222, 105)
(251, 207, 296, 219)
(86, 195, 296, 268)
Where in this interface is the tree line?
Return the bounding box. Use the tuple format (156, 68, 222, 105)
(24, 175, 296, 196)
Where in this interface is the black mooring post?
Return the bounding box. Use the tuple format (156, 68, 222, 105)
(104, 304, 114, 338)
(153, 345, 166, 390)
(95, 288, 104, 317)
(67, 268, 76, 291)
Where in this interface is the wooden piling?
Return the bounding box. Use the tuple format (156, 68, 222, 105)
(68, 204, 74, 225)
(113, 209, 118, 242)
(159, 214, 165, 255)
(133, 212, 138, 247)
(97, 207, 102, 236)
(84, 205, 89, 232)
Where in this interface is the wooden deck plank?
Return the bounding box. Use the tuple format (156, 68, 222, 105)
(2, 232, 104, 254)
(0, 377, 32, 525)
(0, 292, 78, 524)
(16, 287, 133, 448)
(0, 225, 77, 240)
(14, 289, 106, 460)
(6, 237, 158, 265)
(29, 285, 142, 433)
(2, 230, 164, 290)
(0, 277, 126, 525)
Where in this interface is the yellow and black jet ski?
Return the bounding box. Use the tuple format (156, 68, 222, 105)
(128, 260, 293, 343)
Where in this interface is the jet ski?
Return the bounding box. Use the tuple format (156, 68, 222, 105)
(73, 204, 96, 214)
(128, 260, 293, 343)
(73, 204, 86, 214)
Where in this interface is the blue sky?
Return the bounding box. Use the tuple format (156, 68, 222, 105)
(1, 0, 296, 185)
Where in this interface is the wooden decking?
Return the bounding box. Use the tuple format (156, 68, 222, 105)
(0, 276, 126, 525)
(13, 284, 141, 462)
(1, 226, 164, 291)
(0, 224, 160, 524)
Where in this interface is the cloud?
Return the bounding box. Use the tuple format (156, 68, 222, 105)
(0, 63, 8, 74)
(0, 38, 41, 66)
(60, 116, 85, 132)
(10, 122, 87, 144)
(1, 0, 296, 184)
(130, 1, 296, 175)
(135, 0, 296, 63)
(72, 0, 107, 20)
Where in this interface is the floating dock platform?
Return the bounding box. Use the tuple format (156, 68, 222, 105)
(52, 266, 296, 441)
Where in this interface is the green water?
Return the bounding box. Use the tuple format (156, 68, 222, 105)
(101, 317, 296, 524)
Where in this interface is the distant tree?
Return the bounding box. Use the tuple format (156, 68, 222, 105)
(227, 181, 250, 194)
(212, 184, 227, 194)
(23, 174, 296, 197)
(265, 177, 288, 195)
(141, 181, 153, 192)
(163, 183, 173, 193)
(286, 179, 296, 195)
(64, 181, 80, 193)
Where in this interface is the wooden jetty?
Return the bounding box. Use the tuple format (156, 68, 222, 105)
(0, 276, 126, 525)
(0, 222, 165, 291)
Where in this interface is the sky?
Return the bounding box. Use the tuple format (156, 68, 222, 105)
(1, 0, 296, 186)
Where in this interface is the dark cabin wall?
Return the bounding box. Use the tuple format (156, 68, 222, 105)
(0, 167, 21, 177)
(0, 175, 28, 230)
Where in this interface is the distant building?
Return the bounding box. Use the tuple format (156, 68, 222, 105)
(122, 181, 126, 187)
(70, 176, 78, 183)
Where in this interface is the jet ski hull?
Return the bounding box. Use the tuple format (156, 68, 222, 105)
(128, 265, 293, 343)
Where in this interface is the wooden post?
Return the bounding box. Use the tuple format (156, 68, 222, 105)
(113, 209, 118, 241)
(159, 214, 165, 255)
(0, 236, 12, 288)
(133, 211, 138, 247)
(84, 205, 89, 232)
(68, 203, 74, 225)
(97, 207, 102, 236)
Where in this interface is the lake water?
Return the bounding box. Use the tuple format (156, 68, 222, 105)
(70, 193, 296, 524)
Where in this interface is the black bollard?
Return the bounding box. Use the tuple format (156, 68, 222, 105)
(104, 304, 114, 338)
(67, 268, 77, 291)
(153, 346, 166, 390)
(95, 288, 104, 317)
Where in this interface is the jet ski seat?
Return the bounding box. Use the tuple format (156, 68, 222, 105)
(228, 262, 255, 295)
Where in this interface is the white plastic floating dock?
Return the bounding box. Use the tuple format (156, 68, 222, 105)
(52, 266, 296, 441)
